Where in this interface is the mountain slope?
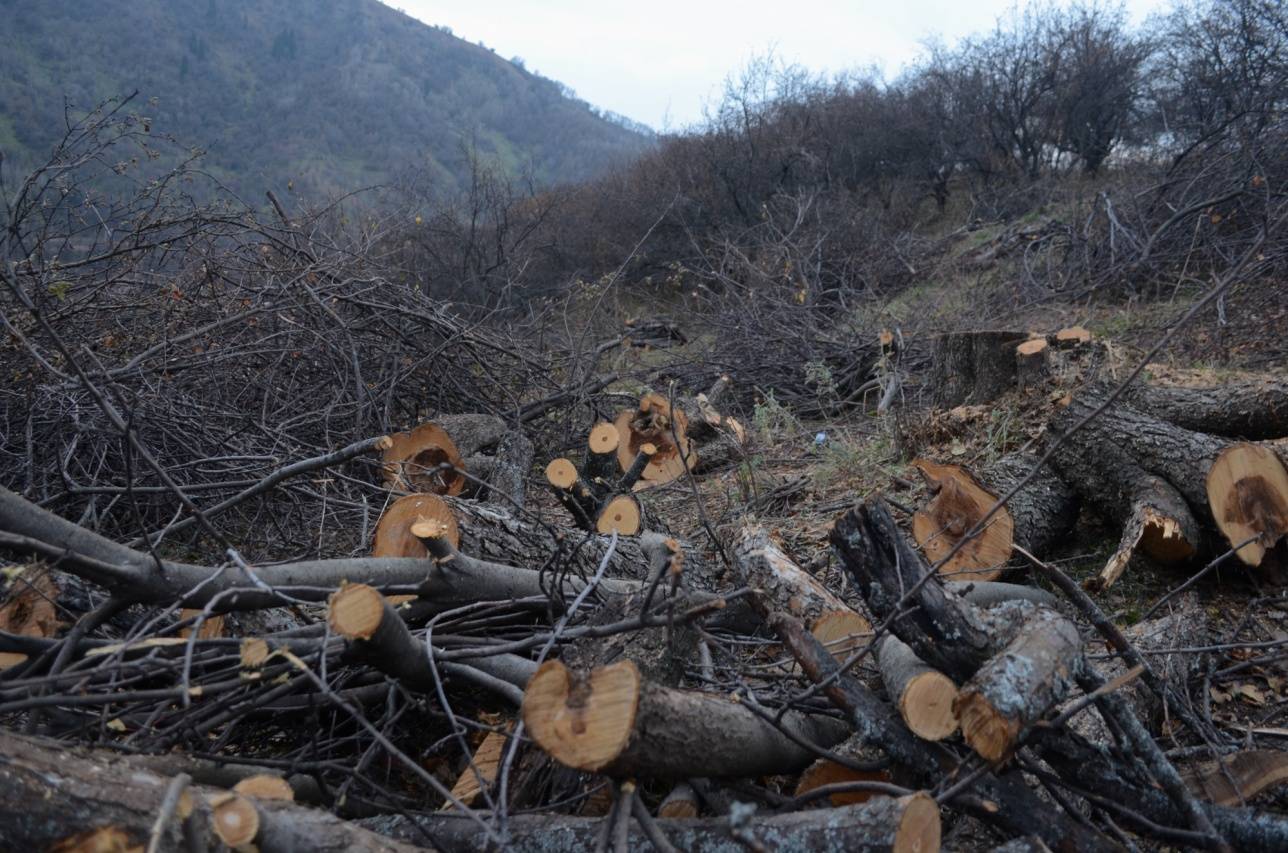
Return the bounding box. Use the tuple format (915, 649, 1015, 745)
(0, 0, 651, 197)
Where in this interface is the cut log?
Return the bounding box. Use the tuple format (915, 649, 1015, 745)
(954, 607, 1082, 761)
(613, 394, 697, 486)
(657, 782, 700, 818)
(911, 453, 1077, 582)
(371, 494, 460, 558)
(233, 775, 296, 802)
(368, 791, 940, 853)
(1015, 338, 1050, 390)
(1121, 375, 1288, 440)
(584, 421, 622, 496)
(735, 527, 871, 659)
(544, 458, 597, 528)
(1182, 750, 1288, 807)
(596, 494, 642, 536)
(521, 660, 848, 779)
(616, 442, 657, 493)
(0, 730, 425, 852)
(793, 733, 894, 806)
(211, 792, 262, 847)
(878, 634, 959, 742)
(382, 422, 467, 495)
(1206, 443, 1288, 566)
(929, 330, 1028, 408)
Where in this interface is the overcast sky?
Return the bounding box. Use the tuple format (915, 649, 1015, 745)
(390, 1, 1169, 131)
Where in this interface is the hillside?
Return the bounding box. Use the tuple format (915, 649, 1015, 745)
(0, 0, 651, 197)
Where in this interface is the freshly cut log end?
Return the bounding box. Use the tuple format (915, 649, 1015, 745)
(545, 458, 579, 489)
(954, 608, 1081, 762)
(50, 827, 140, 852)
(879, 635, 959, 742)
(1092, 501, 1198, 592)
(888, 792, 942, 853)
(328, 583, 385, 641)
(614, 394, 697, 486)
(211, 793, 260, 847)
(588, 422, 621, 455)
(954, 691, 1019, 762)
(1015, 338, 1050, 390)
(1054, 326, 1092, 347)
(1206, 443, 1288, 567)
(912, 460, 1015, 582)
(233, 774, 295, 802)
(240, 637, 269, 669)
(1016, 338, 1048, 357)
(658, 782, 700, 818)
(382, 422, 467, 495)
(811, 610, 874, 661)
(793, 735, 893, 806)
(372, 493, 460, 558)
(596, 495, 643, 536)
(522, 660, 641, 773)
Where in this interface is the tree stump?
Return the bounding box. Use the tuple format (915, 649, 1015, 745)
(929, 330, 1028, 408)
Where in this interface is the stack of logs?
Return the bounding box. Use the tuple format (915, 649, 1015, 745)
(4, 355, 1288, 852)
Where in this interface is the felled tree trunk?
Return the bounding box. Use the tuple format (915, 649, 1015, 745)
(1120, 376, 1288, 440)
(878, 634, 959, 742)
(366, 791, 941, 853)
(0, 731, 424, 853)
(521, 660, 848, 779)
(912, 453, 1078, 582)
(1048, 386, 1288, 577)
(929, 330, 1028, 408)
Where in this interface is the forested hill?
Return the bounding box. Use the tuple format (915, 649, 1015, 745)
(0, 0, 651, 198)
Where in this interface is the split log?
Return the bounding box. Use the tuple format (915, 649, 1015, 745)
(735, 527, 871, 660)
(954, 607, 1083, 761)
(912, 453, 1078, 582)
(0, 731, 424, 852)
(613, 394, 697, 486)
(445, 729, 510, 808)
(1121, 375, 1288, 440)
(521, 659, 848, 779)
(0, 568, 60, 669)
(367, 791, 940, 853)
(878, 634, 959, 742)
(1181, 750, 1288, 807)
(929, 330, 1029, 408)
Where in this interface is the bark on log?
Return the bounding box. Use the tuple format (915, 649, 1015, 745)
(1015, 338, 1050, 390)
(929, 330, 1029, 408)
(0, 731, 424, 853)
(365, 791, 940, 853)
(484, 428, 533, 508)
(521, 659, 849, 779)
(954, 607, 1083, 761)
(736, 527, 871, 660)
(768, 610, 1114, 852)
(1048, 386, 1288, 571)
(912, 453, 1078, 582)
(1121, 376, 1288, 440)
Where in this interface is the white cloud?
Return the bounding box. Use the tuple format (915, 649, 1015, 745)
(391, 0, 1167, 131)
